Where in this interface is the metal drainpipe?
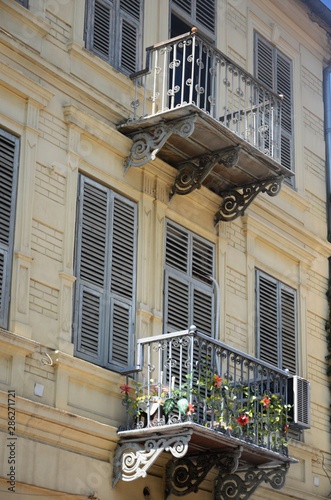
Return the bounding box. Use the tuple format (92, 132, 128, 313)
(324, 64, 331, 242)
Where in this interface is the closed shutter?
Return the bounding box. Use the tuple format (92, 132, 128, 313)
(281, 286, 296, 373)
(109, 195, 137, 367)
(164, 221, 215, 336)
(86, 0, 143, 74)
(91, 0, 113, 61)
(257, 272, 279, 367)
(74, 175, 137, 370)
(0, 130, 19, 329)
(172, 0, 215, 37)
(255, 33, 293, 174)
(256, 270, 297, 372)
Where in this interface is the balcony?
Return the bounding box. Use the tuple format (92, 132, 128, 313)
(118, 31, 294, 222)
(113, 327, 297, 499)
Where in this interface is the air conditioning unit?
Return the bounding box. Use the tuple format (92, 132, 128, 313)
(288, 376, 311, 429)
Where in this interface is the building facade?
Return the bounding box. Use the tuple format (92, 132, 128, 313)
(0, 0, 330, 498)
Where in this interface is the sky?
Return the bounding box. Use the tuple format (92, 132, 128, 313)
(320, 0, 331, 9)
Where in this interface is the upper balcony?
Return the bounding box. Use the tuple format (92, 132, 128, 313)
(118, 30, 294, 222)
(113, 327, 300, 499)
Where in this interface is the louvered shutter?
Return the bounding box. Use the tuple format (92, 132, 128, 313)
(172, 0, 215, 36)
(164, 221, 215, 336)
(0, 130, 19, 329)
(74, 176, 137, 370)
(74, 177, 109, 364)
(276, 52, 293, 173)
(15, 0, 29, 6)
(257, 272, 279, 367)
(90, 0, 113, 61)
(281, 285, 296, 373)
(119, 0, 142, 74)
(256, 270, 297, 371)
(255, 33, 293, 174)
(108, 195, 137, 368)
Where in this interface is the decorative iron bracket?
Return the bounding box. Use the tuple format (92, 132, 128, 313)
(214, 463, 289, 500)
(112, 429, 193, 487)
(124, 115, 197, 172)
(165, 446, 243, 498)
(215, 176, 284, 224)
(170, 146, 241, 198)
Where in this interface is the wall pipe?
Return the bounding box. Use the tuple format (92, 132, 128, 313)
(324, 64, 331, 242)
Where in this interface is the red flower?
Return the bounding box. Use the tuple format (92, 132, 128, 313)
(120, 384, 130, 395)
(237, 414, 249, 426)
(261, 396, 271, 408)
(187, 403, 195, 415)
(283, 424, 290, 434)
(213, 374, 222, 388)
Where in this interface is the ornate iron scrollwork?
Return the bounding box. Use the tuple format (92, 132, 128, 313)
(124, 116, 197, 172)
(214, 176, 284, 224)
(214, 464, 289, 500)
(112, 430, 193, 486)
(170, 146, 241, 198)
(165, 447, 243, 498)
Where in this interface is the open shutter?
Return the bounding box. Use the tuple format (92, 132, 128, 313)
(276, 52, 293, 173)
(172, 0, 215, 37)
(74, 177, 109, 364)
(0, 130, 19, 329)
(108, 195, 137, 368)
(256, 272, 279, 367)
(281, 285, 296, 373)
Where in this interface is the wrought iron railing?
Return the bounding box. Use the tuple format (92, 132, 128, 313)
(120, 327, 290, 456)
(129, 31, 283, 163)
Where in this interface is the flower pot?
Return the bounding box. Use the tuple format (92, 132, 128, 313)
(177, 398, 189, 414)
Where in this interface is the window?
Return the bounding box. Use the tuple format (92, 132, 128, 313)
(256, 270, 297, 374)
(0, 129, 19, 329)
(254, 33, 293, 177)
(164, 220, 215, 336)
(73, 175, 137, 370)
(171, 0, 216, 38)
(15, 0, 29, 7)
(85, 0, 143, 75)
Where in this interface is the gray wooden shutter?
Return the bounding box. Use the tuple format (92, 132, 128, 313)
(90, 0, 113, 61)
(255, 33, 293, 174)
(256, 270, 296, 372)
(172, 0, 215, 36)
(74, 176, 137, 370)
(0, 130, 19, 329)
(108, 195, 137, 368)
(256, 272, 279, 367)
(119, 0, 142, 74)
(164, 221, 215, 336)
(74, 177, 109, 364)
(276, 52, 293, 173)
(281, 286, 296, 374)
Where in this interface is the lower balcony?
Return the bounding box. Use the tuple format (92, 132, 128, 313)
(113, 327, 298, 499)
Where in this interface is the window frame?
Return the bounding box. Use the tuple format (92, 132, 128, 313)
(255, 269, 297, 374)
(73, 174, 137, 371)
(171, 0, 216, 41)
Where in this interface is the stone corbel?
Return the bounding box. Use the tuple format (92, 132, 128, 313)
(170, 146, 241, 198)
(215, 176, 284, 224)
(124, 115, 197, 172)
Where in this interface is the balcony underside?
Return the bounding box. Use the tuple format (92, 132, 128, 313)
(114, 422, 296, 499)
(119, 105, 293, 222)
